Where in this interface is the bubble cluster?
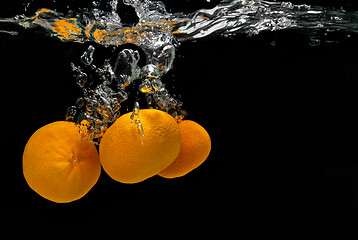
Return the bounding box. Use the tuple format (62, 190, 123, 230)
(66, 44, 185, 143)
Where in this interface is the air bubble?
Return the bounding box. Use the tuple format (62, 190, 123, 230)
(76, 73, 87, 88)
(130, 102, 145, 137)
(76, 97, 85, 108)
(65, 106, 77, 121)
(81, 45, 95, 66)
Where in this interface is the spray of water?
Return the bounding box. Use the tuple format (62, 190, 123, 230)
(173, 0, 358, 39)
(1, 0, 357, 142)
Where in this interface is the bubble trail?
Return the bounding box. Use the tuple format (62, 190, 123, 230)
(130, 101, 145, 137)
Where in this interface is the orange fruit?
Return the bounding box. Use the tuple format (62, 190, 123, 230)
(158, 120, 211, 179)
(99, 109, 181, 184)
(23, 121, 101, 203)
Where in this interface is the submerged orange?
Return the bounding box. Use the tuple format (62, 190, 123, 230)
(99, 109, 181, 184)
(158, 120, 211, 178)
(23, 121, 101, 203)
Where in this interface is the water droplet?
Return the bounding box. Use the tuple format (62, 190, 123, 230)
(114, 49, 141, 89)
(141, 64, 160, 79)
(81, 45, 95, 66)
(92, 1, 100, 7)
(309, 38, 321, 47)
(281, 2, 294, 9)
(76, 97, 85, 108)
(140, 79, 153, 93)
(76, 72, 87, 88)
(137, 122, 145, 137)
(130, 102, 140, 120)
(130, 102, 145, 137)
(65, 106, 77, 121)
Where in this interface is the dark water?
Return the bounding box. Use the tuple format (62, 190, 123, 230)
(1, 0, 357, 230)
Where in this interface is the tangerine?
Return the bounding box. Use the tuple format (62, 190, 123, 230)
(158, 120, 211, 178)
(99, 109, 181, 183)
(23, 121, 101, 203)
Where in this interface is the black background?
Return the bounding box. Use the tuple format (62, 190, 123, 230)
(1, 0, 358, 232)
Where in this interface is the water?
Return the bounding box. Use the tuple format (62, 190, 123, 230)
(1, 0, 357, 142)
(174, 1, 358, 39)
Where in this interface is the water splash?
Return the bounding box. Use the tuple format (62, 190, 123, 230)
(66, 43, 184, 142)
(1, 0, 357, 142)
(172, 0, 358, 40)
(3, 1, 358, 44)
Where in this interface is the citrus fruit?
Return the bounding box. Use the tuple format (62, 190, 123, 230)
(99, 109, 181, 184)
(158, 120, 211, 179)
(23, 121, 101, 203)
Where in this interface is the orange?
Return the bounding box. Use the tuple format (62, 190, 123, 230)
(23, 121, 101, 203)
(158, 120, 211, 178)
(99, 109, 181, 184)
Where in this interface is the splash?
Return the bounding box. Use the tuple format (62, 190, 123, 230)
(3, 0, 358, 46)
(65, 43, 185, 143)
(173, 0, 358, 40)
(1, 0, 357, 142)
